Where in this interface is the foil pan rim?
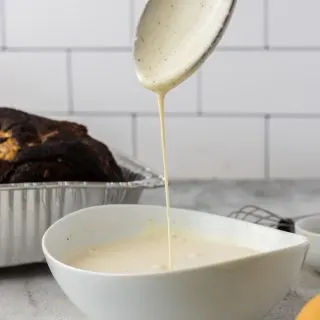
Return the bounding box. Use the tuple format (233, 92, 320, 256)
(0, 152, 164, 191)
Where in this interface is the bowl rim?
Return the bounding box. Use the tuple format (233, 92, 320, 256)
(42, 204, 309, 279)
(296, 216, 320, 237)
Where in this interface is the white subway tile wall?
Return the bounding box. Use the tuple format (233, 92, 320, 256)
(6, 0, 131, 47)
(0, 0, 317, 179)
(216, 0, 265, 47)
(269, 0, 320, 47)
(72, 52, 198, 113)
(202, 51, 320, 114)
(270, 119, 320, 178)
(137, 117, 265, 179)
(0, 52, 68, 111)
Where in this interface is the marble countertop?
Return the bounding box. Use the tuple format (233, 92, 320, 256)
(1, 180, 320, 319)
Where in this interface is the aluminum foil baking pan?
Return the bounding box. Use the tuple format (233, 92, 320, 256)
(0, 153, 164, 267)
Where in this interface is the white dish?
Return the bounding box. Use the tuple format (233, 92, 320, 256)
(42, 205, 308, 320)
(295, 216, 320, 273)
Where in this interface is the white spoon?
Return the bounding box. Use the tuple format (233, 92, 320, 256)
(133, 0, 237, 93)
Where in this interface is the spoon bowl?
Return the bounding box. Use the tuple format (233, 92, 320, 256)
(133, 0, 237, 92)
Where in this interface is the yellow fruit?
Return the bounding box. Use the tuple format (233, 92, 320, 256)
(296, 295, 320, 320)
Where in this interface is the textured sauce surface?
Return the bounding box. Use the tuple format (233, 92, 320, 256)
(69, 229, 257, 274)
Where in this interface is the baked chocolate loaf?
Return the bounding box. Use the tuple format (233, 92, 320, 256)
(0, 107, 124, 183)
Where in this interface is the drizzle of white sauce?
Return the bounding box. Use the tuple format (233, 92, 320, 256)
(133, 0, 236, 270)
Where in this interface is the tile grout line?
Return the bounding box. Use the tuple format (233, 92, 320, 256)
(66, 50, 74, 115)
(263, 0, 269, 50)
(267, 46, 320, 51)
(131, 113, 138, 158)
(196, 71, 203, 115)
(1, 46, 320, 52)
(0, 0, 6, 49)
(0, 46, 133, 52)
(28, 111, 320, 118)
(264, 114, 270, 179)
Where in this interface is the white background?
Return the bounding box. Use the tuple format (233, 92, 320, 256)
(1, 0, 319, 179)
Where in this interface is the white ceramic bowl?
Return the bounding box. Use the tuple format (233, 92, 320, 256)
(42, 205, 308, 320)
(295, 216, 320, 273)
